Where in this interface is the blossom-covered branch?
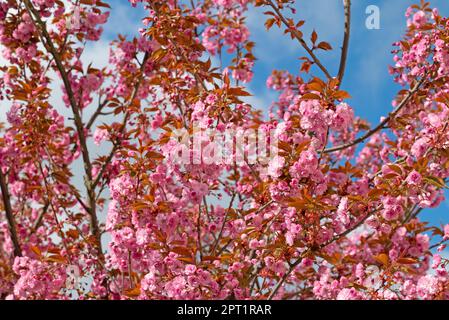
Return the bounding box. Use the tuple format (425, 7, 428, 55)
(323, 76, 426, 154)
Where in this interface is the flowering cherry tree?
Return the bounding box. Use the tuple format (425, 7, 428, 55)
(0, 0, 449, 300)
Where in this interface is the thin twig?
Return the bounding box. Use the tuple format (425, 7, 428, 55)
(23, 0, 102, 255)
(323, 77, 426, 154)
(267, 207, 380, 300)
(86, 99, 108, 131)
(430, 239, 448, 250)
(214, 200, 275, 257)
(92, 53, 149, 190)
(211, 193, 236, 255)
(0, 170, 21, 257)
(337, 0, 351, 87)
(266, 0, 332, 80)
(30, 202, 50, 235)
(197, 204, 203, 261)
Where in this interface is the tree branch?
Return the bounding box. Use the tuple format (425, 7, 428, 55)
(30, 202, 50, 235)
(23, 0, 93, 179)
(211, 193, 236, 255)
(92, 52, 150, 190)
(86, 99, 108, 131)
(267, 207, 381, 300)
(266, 0, 332, 80)
(0, 170, 21, 257)
(337, 0, 351, 87)
(24, 0, 102, 256)
(323, 77, 426, 154)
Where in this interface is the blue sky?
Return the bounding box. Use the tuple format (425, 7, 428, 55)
(94, 0, 448, 237)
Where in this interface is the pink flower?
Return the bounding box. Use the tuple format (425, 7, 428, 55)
(417, 275, 439, 298)
(289, 148, 318, 179)
(151, 113, 163, 129)
(331, 103, 354, 131)
(443, 224, 449, 240)
(232, 58, 254, 83)
(432, 254, 441, 269)
(381, 196, 404, 221)
(185, 264, 197, 275)
(136, 228, 150, 245)
(412, 11, 427, 27)
(93, 128, 109, 146)
(109, 174, 135, 200)
(188, 180, 209, 204)
(6, 103, 22, 126)
(248, 239, 259, 249)
(336, 288, 362, 300)
(411, 137, 430, 158)
(272, 261, 287, 276)
(267, 156, 285, 178)
(337, 196, 350, 226)
(11, 257, 67, 299)
(12, 13, 35, 43)
(405, 170, 422, 185)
